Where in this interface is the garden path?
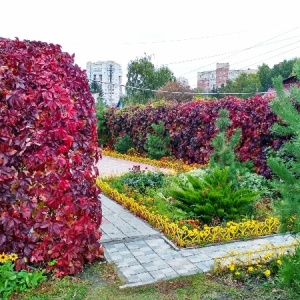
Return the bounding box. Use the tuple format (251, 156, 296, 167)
(97, 155, 298, 288)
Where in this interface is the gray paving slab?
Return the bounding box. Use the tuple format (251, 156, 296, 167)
(97, 155, 171, 178)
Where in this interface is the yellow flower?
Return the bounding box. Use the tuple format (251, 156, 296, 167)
(0, 252, 8, 263)
(9, 253, 18, 261)
(235, 271, 240, 276)
(277, 259, 282, 265)
(188, 230, 194, 236)
(248, 266, 254, 272)
(229, 265, 235, 271)
(264, 269, 271, 276)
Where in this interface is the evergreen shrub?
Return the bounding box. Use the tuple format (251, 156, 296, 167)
(166, 167, 258, 223)
(144, 121, 170, 159)
(267, 63, 300, 295)
(115, 134, 134, 154)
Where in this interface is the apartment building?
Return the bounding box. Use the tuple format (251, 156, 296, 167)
(86, 60, 122, 106)
(197, 63, 257, 93)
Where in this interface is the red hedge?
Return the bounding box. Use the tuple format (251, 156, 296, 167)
(0, 39, 102, 275)
(105, 97, 282, 177)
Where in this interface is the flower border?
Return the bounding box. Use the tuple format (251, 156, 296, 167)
(97, 179, 280, 247)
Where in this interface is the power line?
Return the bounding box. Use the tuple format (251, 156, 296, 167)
(240, 45, 300, 70)
(92, 80, 264, 96)
(70, 28, 262, 46)
(162, 34, 300, 66)
(121, 29, 256, 45)
(180, 25, 300, 77)
(185, 42, 300, 86)
(186, 38, 300, 81)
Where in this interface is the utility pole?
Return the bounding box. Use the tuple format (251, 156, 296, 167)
(108, 64, 114, 106)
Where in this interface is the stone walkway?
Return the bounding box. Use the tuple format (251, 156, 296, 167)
(97, 155, 171, 178)
(98, 156, 298, 288)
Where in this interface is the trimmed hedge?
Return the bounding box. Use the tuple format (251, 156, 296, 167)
(105, 96, 284, 177)
(0, 39, 102, 276)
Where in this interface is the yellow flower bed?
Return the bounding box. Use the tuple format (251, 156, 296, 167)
(97, 179, 280, 248)
(102, 148, 202, 173)
(214, 241, 299, 271)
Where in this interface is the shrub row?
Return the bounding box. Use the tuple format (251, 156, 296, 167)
(104, 97, 285, 177)
(0, 39, 102, 275)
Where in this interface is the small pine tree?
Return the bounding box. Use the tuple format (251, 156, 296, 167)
(210, 109, 253, 182)
(267, 62, 300, 234)
(210, 109, 240, 168)
(115, 134, 134, 154)
(95, 97, 108, 147)
(144, 121, 170, 160)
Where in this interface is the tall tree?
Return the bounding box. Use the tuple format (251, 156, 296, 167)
(258, 63, 272, 91)
(222, 73, 261, 98)
(125, 55, 175, 105)
(267, 62, 300, 234)
(155, 80, 194, 102)
(271, 58, 298, 80)
(258, 58, 299, 92)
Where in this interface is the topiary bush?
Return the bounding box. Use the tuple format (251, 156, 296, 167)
(0, 39, 102, 276)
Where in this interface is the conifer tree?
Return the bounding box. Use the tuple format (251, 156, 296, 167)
(268, 62, 300, 234)
(210, 109, 252, 182)
(144, 121, 170, 159)
(95, 97, 108, 147)
(210, 109, 241, 168)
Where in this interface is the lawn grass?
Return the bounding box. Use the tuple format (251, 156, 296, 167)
(10, 259, 294, 300)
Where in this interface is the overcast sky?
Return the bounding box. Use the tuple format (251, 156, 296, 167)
(2, 1, 300, 88)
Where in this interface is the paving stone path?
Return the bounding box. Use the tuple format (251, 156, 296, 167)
(98, 156, 298, 288)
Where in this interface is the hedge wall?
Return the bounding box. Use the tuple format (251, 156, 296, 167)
(105, 96, 284, 177)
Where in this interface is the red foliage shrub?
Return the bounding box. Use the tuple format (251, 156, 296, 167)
(0, 39, 102, 275)
(105, 97, 281, 177)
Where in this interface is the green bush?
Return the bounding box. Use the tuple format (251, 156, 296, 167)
(120, 168, 165, 194)
(237, 172, 276, 198)
(115, 134, 134, 154)
(165, 167, 258, 224)
(144, 121, 170, 159)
